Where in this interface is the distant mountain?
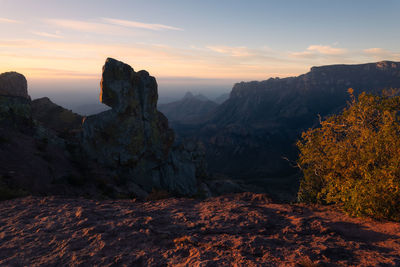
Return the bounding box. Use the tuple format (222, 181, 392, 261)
(158, 91, 218, 123)
(72, 103, 110, 116)
(173, 61, 400, 201)
(214, 93, 230, 104)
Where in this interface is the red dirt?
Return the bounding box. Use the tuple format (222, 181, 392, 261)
(0, 193, 399, 266)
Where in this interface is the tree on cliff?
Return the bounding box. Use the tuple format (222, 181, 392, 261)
(297, 89, 400, 221)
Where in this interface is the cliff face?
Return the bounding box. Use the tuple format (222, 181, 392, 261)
(213, 61, 400, 127)
(82, 58, 203, 196)
(173, 61, 400, 200)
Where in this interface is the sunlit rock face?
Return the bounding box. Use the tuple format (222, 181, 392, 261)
(82, 58, 201, 195)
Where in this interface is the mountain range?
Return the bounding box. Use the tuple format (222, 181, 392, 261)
(170, 61, 400, 200)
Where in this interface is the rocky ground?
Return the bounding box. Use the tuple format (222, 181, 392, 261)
(0, 193, 399, 266)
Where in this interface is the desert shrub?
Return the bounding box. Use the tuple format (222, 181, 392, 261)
(297, 89, 400, 221)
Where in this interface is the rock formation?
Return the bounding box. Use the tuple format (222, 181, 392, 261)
(0, 72, 32, 129)
(0, 72, 90, 198)
(82, 58, 202, 196)
(31, 97, 83, 135)
(0, 72, 29, 99)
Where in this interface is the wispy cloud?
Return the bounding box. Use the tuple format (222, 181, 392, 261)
(43, 19, 128, 35)
(291, 45, 347, 58)
(31, 31, 63, 39)
(308, 45, 346, 55)
(43, 18, 182, 35)
(363, 47, 400, 60)
(5, 38, 395, 81)
(364, 47, 389, 55)
(102, 18, 183, 31)
(0, 38, 306, 80)
(0, 17, 21, 24)
(206, 46, 253, 57)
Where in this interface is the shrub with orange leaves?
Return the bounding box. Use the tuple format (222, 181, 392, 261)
(297, 89, 400, 221)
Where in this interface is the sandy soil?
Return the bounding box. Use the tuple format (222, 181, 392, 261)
(0, 193, 399, 266)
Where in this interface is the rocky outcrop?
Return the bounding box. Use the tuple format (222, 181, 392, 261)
(82, 58, 202, 196)
(0, 72, 92, 198)
(0, 72, 29, 99)
(0, 72, 32, 129)
(31, 97, 83, 135)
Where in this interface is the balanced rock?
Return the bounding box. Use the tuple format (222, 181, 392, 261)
(82, 58, 201, 196)
(0, 72, 29, 99)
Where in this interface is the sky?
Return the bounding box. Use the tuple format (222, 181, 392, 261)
(0, 0, 399, 106)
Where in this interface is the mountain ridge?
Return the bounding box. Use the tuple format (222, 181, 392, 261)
(172, 60, 400, 201)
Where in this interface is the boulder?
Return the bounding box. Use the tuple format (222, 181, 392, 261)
(82, 58, 202, 196)
(0, 72, 29, 99)
(0, 72, 32, 128)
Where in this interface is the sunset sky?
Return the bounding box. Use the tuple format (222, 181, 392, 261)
(1, 0, 399, 103)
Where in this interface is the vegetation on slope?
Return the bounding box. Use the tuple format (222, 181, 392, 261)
(297, 89, 400, 221)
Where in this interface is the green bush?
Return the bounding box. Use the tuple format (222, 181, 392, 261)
(297, 89, 400, 221)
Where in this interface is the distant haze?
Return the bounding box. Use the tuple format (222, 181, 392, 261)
(28, 76, 234, 112)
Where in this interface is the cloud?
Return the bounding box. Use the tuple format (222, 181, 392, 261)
(308, 45, 346, 55)
(16, 67, 98, 79)
(363, 47, 400, 60)
(0, 38, 306, 80)
(43, 19, 128, 35)
(31, 31, 63, 39)
(102, 18, 183, 31)
(43, 18, 182, 36)
(291, 45, 347, 58)
(364, 47, 388, 55)
(0, 17, 21, 24)
(206, 46, 253, 57)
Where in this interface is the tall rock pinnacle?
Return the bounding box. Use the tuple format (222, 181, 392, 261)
(82, 58, 203, 196)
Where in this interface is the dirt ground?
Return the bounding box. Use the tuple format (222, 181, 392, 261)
(0, 193, 399, 266)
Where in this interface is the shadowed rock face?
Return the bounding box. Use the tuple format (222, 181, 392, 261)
(31, 97, 83, 135)
(0, 72, 28, 99)
(0, 72, 93, 198)
(82, 58, 201, 195)
(0, 72, 32, 129)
